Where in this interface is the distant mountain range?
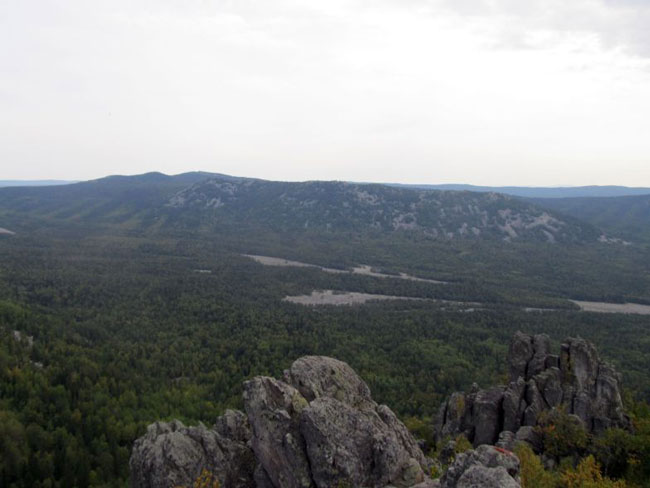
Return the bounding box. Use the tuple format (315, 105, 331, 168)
(0, 179, 77, 187)
(390, 183, 650, 199)
(0, 172, 607, 244)
(4, 177, 650, 198)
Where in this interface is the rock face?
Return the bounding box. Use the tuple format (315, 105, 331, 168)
(131, 356, 431, 488)
(435, 332, 630, 451)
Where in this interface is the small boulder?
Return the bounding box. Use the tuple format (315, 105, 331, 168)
(284, 355, 374, 408)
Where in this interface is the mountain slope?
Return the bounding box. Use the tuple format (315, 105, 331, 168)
(530, 194, 650, 243)
(0, 172, 606, 243)
(166, 177, 601, 242)
(0, 172, 213, 228)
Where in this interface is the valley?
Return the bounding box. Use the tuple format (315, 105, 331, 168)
(0, 173, 649, 487)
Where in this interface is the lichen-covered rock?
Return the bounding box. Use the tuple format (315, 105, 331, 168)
(515, 426, 543, 453)
(496, 431, 516, 452)
(502, 378, 526, 433)
(472, 387, 504, 446)
(131, 355, 436, 488)
(129, 419, 255, 488)
(435, 332, 630, 450)
(508, 331, 534, 382)
(214, 409, 250, 443)
(439, 445, 520, 488)
(284, 355, 373, 408)
(248, 356, 428, 488)
(243, 376, 313, 488)
(301, 397, 424, 488)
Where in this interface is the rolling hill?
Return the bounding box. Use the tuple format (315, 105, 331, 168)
(0, 172, 604, 243)
(530, 194, 650, 243)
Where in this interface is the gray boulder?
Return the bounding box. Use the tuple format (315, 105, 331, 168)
(301, 397, 425, 488)
(515, 426, 543, 453)
(243, 376, 314, 488)
(214, 409, 251, 443)
(129, 419, 255, 488)
(284, 355, 373, 408)
(472, 387, 504, 446)
(244, 355, 428, 488)
(129, 355, 462, 488)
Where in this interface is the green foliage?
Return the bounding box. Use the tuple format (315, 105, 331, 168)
(174, 468, 220, 488)
(538, 407, 589, 459)
(453, 435, 472, 455)
(592, 428, 636, 479)
(560, 455, 627, 488)
(403, 416, 435, 454)
(515, 443, 559, 488)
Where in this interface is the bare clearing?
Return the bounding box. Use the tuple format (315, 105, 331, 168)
(350, 265, 447, 284)
(283, 290, 425, 306)
(244, 254, 446, 283)
(571, 300, 650, 315)
(283, 290, 482, 308)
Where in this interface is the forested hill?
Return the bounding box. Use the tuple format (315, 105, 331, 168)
(530, 194, 650, 244)
(0, 172, 604, 244)
(167, 178, 606, 243)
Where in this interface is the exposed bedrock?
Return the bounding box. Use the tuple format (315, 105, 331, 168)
(131, 356, 433, 488)
(435, 332, 630, 451)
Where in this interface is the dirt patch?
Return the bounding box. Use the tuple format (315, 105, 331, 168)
(244, 254, 346, 273)
(351, 265, 447, 284)
(244, 254, 446, 283)
(283, 290, 482, 309)
(571, 300, 650, 315)
(283, 290, 427, 306)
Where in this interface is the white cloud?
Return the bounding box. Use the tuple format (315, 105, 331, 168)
(0, 0, 649, 185)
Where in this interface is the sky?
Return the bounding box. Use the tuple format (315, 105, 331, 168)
(1, 0, 650, 186)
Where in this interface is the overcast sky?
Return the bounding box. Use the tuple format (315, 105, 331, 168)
(2, 0, 650, 185)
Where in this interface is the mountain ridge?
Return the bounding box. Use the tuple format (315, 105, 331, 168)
(0, 172, 611, 244)
(389, 183, 650, 199)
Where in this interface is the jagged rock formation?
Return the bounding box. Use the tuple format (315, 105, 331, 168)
(435, 332, 630, 451)
(129, 416, 256, 488)
(131, 356, 433, 488)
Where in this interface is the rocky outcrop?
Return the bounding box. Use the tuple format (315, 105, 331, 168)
(129, 419, 256, 488)
(131, 356, 431, 488)
(439, 445, 520, 488)
(435, 332, 630, 452)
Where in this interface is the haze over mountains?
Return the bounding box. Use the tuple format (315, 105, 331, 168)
(394, 183, 650, 199)
(4, 175, 650, 198)
(0, 179, 77, 187)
